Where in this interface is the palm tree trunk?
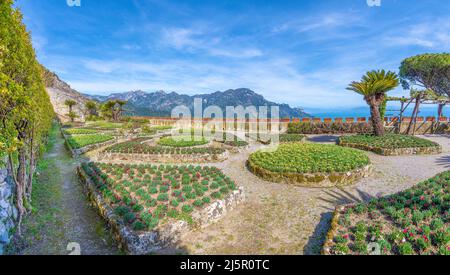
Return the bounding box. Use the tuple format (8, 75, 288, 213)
(369, 102, 385, 136)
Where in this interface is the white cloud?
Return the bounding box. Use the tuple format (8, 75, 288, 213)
(160, 26, 264, 59)
(384, 20, 450, 49)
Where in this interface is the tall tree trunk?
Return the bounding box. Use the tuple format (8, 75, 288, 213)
(26, 131, 35, 202)
(438, 103, 445, 118)
(16, 146, 28, 234)
(368, 99, 385, 136)
(406, 96, 421, 135)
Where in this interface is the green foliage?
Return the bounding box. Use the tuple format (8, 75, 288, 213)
(105, 138, 225, 155)
(64, 128, 98, 135)
(339, 134, 439, 150)
(287, 122, 372, 135)
(158, 136, 209, 147)
(66, 134, 114, 149)
(399, 53, 450, 96)
(249, 143, 370, 173)
(0, 0, 54, 213)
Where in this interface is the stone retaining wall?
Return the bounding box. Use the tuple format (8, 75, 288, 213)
(77, 167, 244, 254)
(95, 150, 229, 164)
(0, 168, 17, 255)
(338, 141, 443, 156)
(247, 160, 373, 188)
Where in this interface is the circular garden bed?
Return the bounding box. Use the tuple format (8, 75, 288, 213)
(338, 134, 442, 156)
(247, 143, 372, 187)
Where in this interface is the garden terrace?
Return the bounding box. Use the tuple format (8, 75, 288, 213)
(85, 121, 124, 130)
(63, 128, 99, 135)
(247, 143, 372, 187)
(338, 134, 442, 156)
(288, 121, 373, 135)
(78, 162, 244, 254)
(100, 138, 228, 163)
(65, 134, 115, 150)
(158, 136, 210, 147)
(323, 171, 450, 255)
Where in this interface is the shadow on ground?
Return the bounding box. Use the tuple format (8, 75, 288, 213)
(436, 155, 450, 168)
(303, 188, 375, 255)
(307, 135, 339, 143)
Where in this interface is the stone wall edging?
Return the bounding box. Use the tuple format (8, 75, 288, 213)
(77, 167, 244, 255)
(0, 167, 17, 255)
(321, 205, 348, 255)
(338, 141, 443, 156)
(246, 160, 373, 188)
(96, 150, 229, 164)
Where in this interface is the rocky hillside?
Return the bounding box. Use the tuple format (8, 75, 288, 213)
(42, 68, 89, 123)
(86, 88, 309, 118)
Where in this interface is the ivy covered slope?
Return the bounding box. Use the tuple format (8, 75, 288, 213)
(0, 0, 55, 229)
(339, 134, 441, 155)
(81, 163, 238, 231)
(249, 143, 370, 174)
(326, 172, 450, 255)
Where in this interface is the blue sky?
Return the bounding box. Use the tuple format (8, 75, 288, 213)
(15, 0, 450, 108)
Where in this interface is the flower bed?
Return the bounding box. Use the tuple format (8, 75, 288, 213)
(66, 134, 115, 149)
(247, 143, 371, 187)
(101, 139, 228, 163)
(63, 128, 99, 135)
(246, 133, 305, 144)
(323, 171, 450, 255)
(339, 134, 442, 156)
(85, 121, 123, 130)
(158, 136, 209, 147)
(78, 162, 244, 254)
(288, 122, 373, 134)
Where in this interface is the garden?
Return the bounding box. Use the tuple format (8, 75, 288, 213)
(323, 171, 450, 255)
(65, 133, 115, 150)
(247, 143, 372, 187)
(80, 162, 239, 230)
(339, 134, 442, 156)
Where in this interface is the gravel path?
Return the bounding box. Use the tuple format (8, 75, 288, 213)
(178, 134, 450, 255)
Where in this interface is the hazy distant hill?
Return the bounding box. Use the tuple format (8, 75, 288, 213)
(85, 88, 310, 118)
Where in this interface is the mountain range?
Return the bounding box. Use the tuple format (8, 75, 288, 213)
(84, 89, 310, 118)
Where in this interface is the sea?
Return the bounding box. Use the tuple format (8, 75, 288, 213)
(304, 103, 447, 119)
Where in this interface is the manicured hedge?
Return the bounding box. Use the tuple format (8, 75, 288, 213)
(325, 171, 450, 255)
(339, 134, 440, 149)
(81, 162, 237, 231)
(288, 122, 372, 134)
(248, 143, 370, 174)
(66, 134, 114, 149)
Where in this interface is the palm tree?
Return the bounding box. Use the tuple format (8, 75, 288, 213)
(347, 70, 399, 136)
(64, 99, 77, 122)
